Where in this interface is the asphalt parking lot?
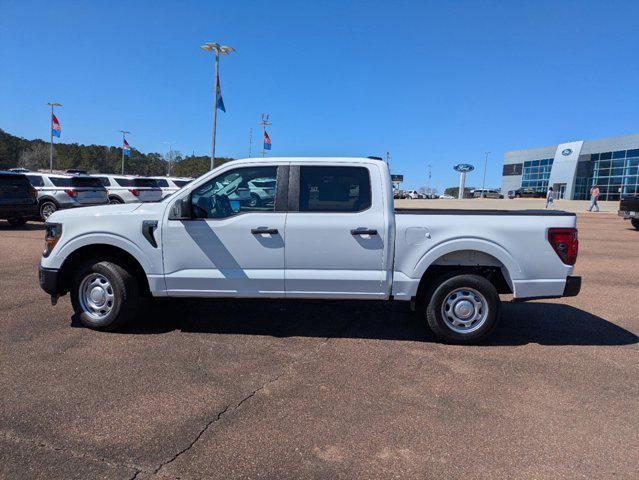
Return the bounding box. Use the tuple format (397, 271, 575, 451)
(1, 212, 637, 479)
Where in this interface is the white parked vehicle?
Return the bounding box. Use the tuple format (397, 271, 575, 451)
(24, 172, 108, 221)
(439, 193, 455, 199)
(406, 190, 421, 199)
(39, 157, 581, 344)
(149, 176, 193, 199)
(94, 175, 163, 204)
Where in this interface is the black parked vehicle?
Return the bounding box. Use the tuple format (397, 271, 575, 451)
(618, 195, 639, 230)
(0, 171, 39, 226)
(508, 187, 545, 199)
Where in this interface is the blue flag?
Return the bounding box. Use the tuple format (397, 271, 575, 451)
(216, 77, 226, 112)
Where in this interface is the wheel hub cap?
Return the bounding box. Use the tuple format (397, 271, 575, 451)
(441, 287, 489, 334)
(78, 273, 115, 320)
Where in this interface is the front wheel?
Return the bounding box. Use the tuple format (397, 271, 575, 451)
(632, 218, 639, 230)
(71, 260, 140, 331)
(109, 197, 124, 205)
(425, 273, 501, 344)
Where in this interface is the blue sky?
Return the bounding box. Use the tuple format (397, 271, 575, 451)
(1, 0, 638, 191)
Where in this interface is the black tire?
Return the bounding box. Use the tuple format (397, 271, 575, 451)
(425, 273, 501, 344)
(7, 217, 27, 226)
(632, 218, 639, 230)
(109, 196, 124, 205)
(70, 260, 140, 331)
(39, 200, 58, 221)
(249, 193, 261, 208)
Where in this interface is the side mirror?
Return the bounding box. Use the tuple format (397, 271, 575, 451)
(169, 197, 191, 220)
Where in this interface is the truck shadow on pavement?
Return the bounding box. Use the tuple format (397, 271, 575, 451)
(100, 299, 638, 347)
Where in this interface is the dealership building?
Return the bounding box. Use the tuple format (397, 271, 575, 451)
(501, 133, 639, 201)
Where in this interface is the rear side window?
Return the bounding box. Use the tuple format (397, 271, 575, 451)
(96, 177, 111, 186)
(174, 180, 192, 187)
(299, 166, 371, 212)
(71, 177, 104, 188)
(113, 177, 134, 187)
(49, 177, 74, 187)
(26, 175, 45, 187)
(154, 179, 169, 187)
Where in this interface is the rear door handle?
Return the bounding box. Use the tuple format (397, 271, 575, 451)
(351, 228, 378, 236)
(251, 227, 279, 235)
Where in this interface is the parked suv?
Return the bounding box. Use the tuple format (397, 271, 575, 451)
(149, 176, 193, 199)
(473, 189, 504, 199)
(0, 171, 39, 225)
(508, 188, 544, 199)
(95, 175, 163, 204)
(25, 172, 108, 221)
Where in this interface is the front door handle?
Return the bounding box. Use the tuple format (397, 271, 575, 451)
(351, 228, 378, 236)
(251, 227, 279, 235)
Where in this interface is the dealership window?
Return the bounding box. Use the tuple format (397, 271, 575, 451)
(521, 158, 553, 192)
(502, 163, 522, 176)
(590, 149, 639, 200)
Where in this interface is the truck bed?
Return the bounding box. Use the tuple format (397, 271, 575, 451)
(395, 208, 576, 216)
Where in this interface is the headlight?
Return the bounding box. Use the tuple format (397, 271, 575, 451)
(43, 223, 62, 257)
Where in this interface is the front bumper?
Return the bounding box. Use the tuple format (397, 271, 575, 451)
(39, 266, 63, 297)
(618, 210, 638, 219)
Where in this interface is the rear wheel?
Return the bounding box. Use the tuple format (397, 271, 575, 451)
(425, 273, 501, 344)
(248, 193, 261, 208)
(71, 260, 140, 331)
(39, 201, 58, 221)
(7, 217, 26, 226)
(632, 218, 639, 230)
(108, 197, 124, 204)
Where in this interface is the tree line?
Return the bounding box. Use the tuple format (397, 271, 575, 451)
(0, 129, 232, 178)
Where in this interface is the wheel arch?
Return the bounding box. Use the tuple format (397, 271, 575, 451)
(411, 240, 521, 303)
(57, 242, 152, 297)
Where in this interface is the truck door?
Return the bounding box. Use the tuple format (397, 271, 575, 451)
(284, 163, 389, 299)
(162, 164, 288, 297)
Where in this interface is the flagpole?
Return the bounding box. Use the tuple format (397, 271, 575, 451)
(120, 130, 130, 175)
(46, 102, 62, 172)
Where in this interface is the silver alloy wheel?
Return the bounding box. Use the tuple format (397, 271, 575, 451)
(41, 202, 57, 219)
(78, 273, 115, 320)
(441, 287, 489, 334)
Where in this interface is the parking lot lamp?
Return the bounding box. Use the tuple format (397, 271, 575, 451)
(201, 42, 235, 170)
(481, 151, 490, 198)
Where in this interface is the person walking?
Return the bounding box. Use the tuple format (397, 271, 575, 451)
(545, 186, 555, 209)
(588, 185, 600, 212)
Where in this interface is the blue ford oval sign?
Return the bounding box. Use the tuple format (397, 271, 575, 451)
(562, 148, 572, 156)
(454, 164, 475, 173)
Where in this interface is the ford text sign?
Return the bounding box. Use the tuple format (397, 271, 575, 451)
(454, 164, 474, 173)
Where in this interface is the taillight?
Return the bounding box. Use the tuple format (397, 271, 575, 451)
(64, 189, 77, 198)
(129, 189, 140, 196)
(548, 228, 578, 265)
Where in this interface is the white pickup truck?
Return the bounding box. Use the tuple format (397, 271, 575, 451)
(39, 157, 581, 344)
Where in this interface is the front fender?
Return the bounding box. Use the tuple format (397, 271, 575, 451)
(47, 232, 156, 274)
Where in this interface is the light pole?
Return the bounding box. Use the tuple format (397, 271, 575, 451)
(120, 130, 130, 175)
(201, 42, 234, 170)
(47, 102, 62, 172)
(163, 141, 175, 176)
(481, 151, 490, 198)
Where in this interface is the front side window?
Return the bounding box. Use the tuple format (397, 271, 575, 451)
(191, 166, 277, 219)
(299, 166, 371, 212)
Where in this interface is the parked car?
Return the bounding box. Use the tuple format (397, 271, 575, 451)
(508, 188, 545, 199)
(0, 171, 39, 225)
(25, 172, 108, 221)
(439, 193, 455, 199)
(39, 157, 581, 344)
(472, 189, 504, 199)
(94, 175, 163, 204)
(618, 195, 639, 230)
(406, 190, 421, 199)
(149, 176, 193, 199)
